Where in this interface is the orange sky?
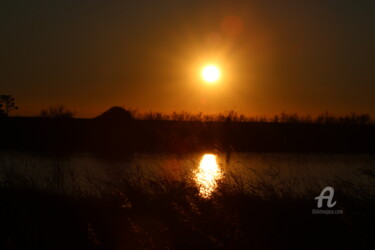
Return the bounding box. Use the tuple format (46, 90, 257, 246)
(1, 0, 375, 118)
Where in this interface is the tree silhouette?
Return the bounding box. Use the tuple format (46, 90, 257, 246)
(0, 95, 18, 116)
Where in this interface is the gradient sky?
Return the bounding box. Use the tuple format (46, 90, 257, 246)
(1, 0, 374, 117)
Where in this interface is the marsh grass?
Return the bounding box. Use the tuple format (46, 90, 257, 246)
(131, 110, 373, 125)
(0, 154, 374, 249)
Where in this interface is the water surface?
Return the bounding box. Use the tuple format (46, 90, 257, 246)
(0, 151, 374, 198)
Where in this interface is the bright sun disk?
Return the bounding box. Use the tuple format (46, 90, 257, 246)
(202, 65, 220, 83)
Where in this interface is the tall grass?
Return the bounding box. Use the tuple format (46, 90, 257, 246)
(0, 154, 374, 249)
(129, 110, 372, 124)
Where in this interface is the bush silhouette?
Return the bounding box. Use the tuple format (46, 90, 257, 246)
(40, 105, 74, 118)
(96, 106, 133, 122)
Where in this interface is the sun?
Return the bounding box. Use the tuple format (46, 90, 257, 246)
(202, 65, 220, 83)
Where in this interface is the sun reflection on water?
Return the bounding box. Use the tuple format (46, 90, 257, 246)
(194, 154, 222, 198)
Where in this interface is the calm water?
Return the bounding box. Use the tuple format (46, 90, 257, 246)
(0, 151, 374, 198)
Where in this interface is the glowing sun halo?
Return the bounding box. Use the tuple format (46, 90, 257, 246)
(202, 65, 220, 83)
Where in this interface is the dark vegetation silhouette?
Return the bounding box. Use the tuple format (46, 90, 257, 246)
(133, 110, 373, 125)
(0, 157, 374, 249)
(40, 105, 74, 118)
(0, 105, 374, 153)
(96, 106, 133, 121)
(0, 95, 18, 117)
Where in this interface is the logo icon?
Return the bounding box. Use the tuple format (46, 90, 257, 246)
(312, 186, 343, 215)
(314, 186, 336, 208)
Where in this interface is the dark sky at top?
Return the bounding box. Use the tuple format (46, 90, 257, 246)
(1, 0, 374, 117)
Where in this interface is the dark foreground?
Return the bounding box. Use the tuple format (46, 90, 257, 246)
(1, 175, 374, 250)
(1, 116, 375, 154)
(1, 116, 375, 249)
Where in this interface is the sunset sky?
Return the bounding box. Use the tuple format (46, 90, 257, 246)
(1, 0, 374, 117)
